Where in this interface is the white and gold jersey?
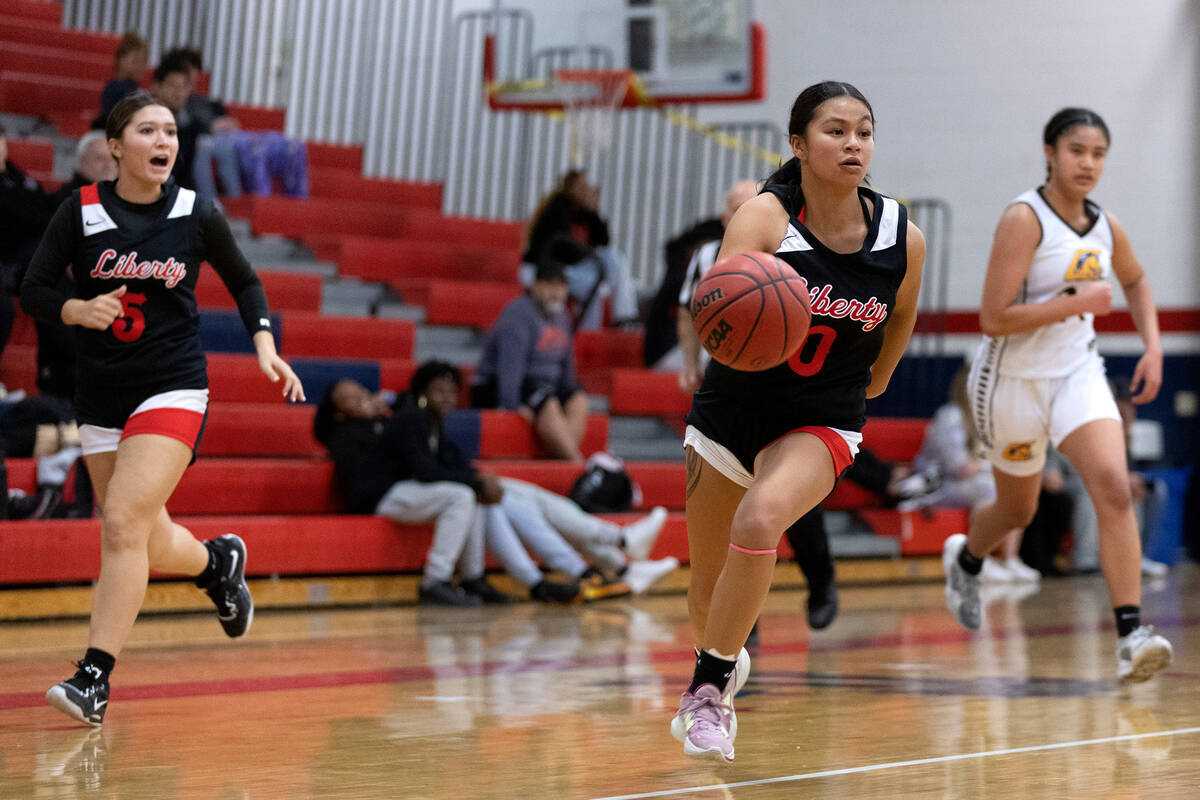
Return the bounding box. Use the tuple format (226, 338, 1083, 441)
(977, 186, 1113, 379)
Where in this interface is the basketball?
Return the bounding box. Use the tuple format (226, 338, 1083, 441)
(690, 251, 812, 371)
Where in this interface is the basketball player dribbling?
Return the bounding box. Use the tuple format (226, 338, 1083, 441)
(21, 92, 305, 726)
(943, 108, 1173, 682)
(671, 81, 925, 762)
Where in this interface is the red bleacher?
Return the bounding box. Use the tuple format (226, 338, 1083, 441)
(336, 237, 521, 283)
(306, 141, 364, 171)
(195, 269, 323, 312)
(0, 17, 118, 56)
(7, 0, 61, 23)
(0, 42, 109, 82)
(308, 167, 442, 208)
(279, 312, 414, 359)
(388, 277, 520, 327)
(241, 195, 523, 250)
(225, 103, 285, 131)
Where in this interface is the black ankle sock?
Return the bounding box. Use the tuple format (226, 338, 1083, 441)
(193, 541, 220, 587)
(1115, 606, 1141, 638)
(82, 647, 115, 680)
(957, 546, 983, 576)
(688, 650, 736, 694)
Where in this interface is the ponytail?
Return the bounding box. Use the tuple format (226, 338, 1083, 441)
(762, 156, 805, 217)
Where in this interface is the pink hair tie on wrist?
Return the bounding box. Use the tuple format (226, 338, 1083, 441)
(729, 543, 777, 556)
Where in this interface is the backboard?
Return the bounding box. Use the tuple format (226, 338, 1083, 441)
(484, 0, 763, 109)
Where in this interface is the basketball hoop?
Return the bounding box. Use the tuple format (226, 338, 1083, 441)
(558, 69, 633, 165)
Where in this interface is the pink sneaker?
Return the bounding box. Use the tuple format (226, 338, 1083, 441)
(670, 684, 735, 762)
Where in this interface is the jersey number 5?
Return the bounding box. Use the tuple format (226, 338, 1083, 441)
(788, 324, 836, 377)
(113, 291, 147, 343)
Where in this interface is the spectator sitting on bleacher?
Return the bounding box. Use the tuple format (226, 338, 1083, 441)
(316, 371, 679, 602)
(667, 179, 759, 390)
(471, 259, 589, 463)
(50, 131, 119, 210)
(94, 32, 148, 129)
(170, 47, 309, 199)
(0, 122, 52, 356)
(313, 365, 505, 607)
(642, 200, 728, 370)
(149, 55, 203, 190)
(164, 47, 242, 200)
(523, 170, 638, 330)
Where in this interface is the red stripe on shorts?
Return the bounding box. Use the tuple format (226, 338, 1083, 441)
(784, 425, 854, 476)
(121, 407, 205, 450)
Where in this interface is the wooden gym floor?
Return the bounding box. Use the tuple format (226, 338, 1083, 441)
(1, 565, 1198, 799)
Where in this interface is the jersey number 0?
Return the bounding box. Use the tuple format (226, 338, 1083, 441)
(788, 324, 836, 377)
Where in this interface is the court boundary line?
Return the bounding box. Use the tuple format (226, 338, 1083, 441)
(588, 726, 1200, 800)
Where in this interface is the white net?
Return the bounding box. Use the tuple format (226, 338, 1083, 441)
(559, 70, 631, 166)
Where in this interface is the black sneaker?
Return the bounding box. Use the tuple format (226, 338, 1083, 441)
(461, 576, 516, 604)
(46, 662, 109, 726)
(202, 534, 254, 637)
(806, 583, 839, 630)
(418, 580, 483, 607)
(530, 579, 582, 604)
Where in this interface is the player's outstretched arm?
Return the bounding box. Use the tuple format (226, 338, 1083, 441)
(867, 223, 925, 398)
(714, 194, 789, 262)
(253, 330, 305, 402)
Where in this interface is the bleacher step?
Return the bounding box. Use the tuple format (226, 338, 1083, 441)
(251, 259, 339, 278)
(321, 279, 386, 316)
(376, 300, 427, 323)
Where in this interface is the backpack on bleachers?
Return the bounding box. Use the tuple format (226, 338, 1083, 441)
(569, 452, 635, 513)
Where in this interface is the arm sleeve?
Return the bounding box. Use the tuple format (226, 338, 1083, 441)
(384, 414, 483, 490)
(199, 202, 273, 337)
(19, 200, 77, 325)
(495, 313, 534, 409)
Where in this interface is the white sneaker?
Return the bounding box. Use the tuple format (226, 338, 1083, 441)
(980, 558, 1015, 584)
(623, 557, 680, 594)
(622, 506, 668, 561)
(1003, 557, 1041, 583)
(942, 533, 981, 630)
(1140, 557, 1169, 578)
(1117, 625, 1173, 683)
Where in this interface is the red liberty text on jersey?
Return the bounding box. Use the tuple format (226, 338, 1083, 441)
(805, 282, 888, 331)
(91, 249, 188, 289)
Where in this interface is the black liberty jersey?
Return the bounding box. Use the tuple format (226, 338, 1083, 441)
(690, 186, 907, 434)
(21, 179, 271, 393)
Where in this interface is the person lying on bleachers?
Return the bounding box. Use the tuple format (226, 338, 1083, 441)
(523, 170, 639, 329)
(471, 259, 590, 463)
(315, 368, 679, 603)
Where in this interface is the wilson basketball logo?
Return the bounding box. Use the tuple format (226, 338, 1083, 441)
(1064, 249, 1103, 281)
(1003, 441, 1035, 461)
(691, 286, 725, 317)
